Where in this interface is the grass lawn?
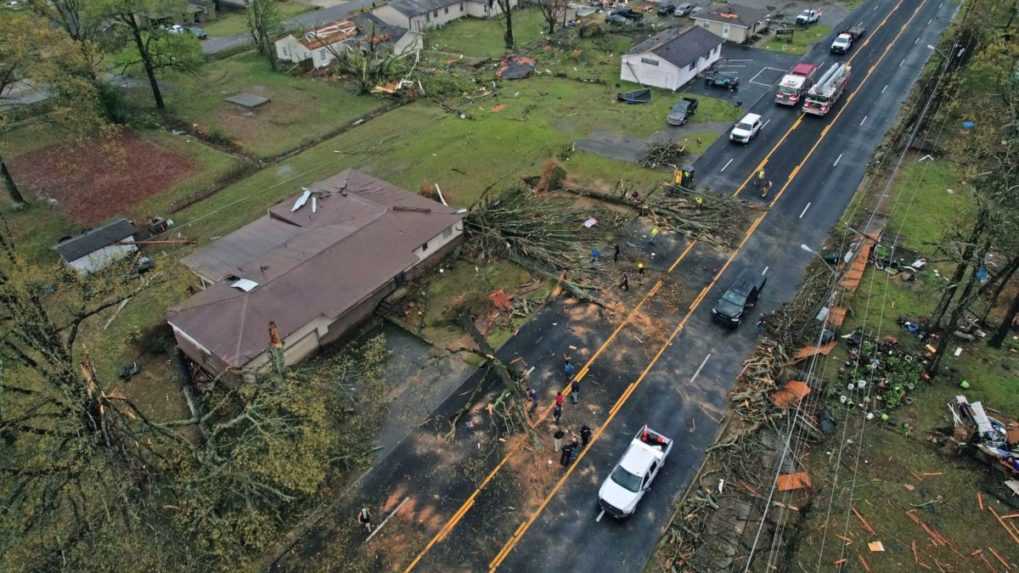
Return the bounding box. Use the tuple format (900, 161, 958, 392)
(168, 76, 731, 245)
(201, 2, 314, 37)
(427, 8, 548, 58)
(124, 51, 384, 159)
(761, 24, 832, 54)
(883, 158, 972, 253)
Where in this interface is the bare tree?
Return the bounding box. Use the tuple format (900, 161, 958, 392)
(532, 0, 569, 35)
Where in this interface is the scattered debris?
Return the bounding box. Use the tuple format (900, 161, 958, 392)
(497, 55, 536, 80)
(867, 541, 885, 552)
(776, 471, 812, 491)
(640, 141, 687, 169)
(616, 88, 651, 104)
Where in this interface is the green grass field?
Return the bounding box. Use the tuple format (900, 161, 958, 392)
(762, 24, 832, 54)
(201, 1, 314, 37)
(123, 51, 384, 159)
(168, 76, 733, 245)
(426, 8, 548, 58)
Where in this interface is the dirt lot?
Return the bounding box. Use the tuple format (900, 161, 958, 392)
(7, 131, 194, 225)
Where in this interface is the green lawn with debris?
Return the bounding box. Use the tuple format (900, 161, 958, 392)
(791, 151, 1019, 571)
(427, 8, 548, 58)
(169, 76, 734, 245)
(761, 24, 832, 54)
(123, 51, 384, 159)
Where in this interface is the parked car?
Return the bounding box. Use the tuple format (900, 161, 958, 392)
(610, 7, 644, 20)
(667, 97, 698, 126)
(656, 3, 675, 16)
(729, 112, 763, 143)
(711, 269, 767, 327)
(796, 9, 821, 25)
(607, 12, 634, 24)
(704, 71, 740, 89)
(165, 24, 207, 39)
(674, 2, 694, 16)
(598, 425, 673, 518)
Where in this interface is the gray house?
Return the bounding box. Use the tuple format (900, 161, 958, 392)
(54, 218, 138, 275)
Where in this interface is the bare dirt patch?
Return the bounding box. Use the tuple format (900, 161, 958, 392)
(7, 131, 193, 225)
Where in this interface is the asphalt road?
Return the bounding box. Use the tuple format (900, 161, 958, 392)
(201, 0, 376, 55)
(495, 0, 958, 571)
(273, 0, 956, 570)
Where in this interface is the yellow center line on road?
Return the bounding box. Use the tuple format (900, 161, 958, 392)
(408, 3, 924, 569)
(731, 0, 904, 200)
(488, 1, 929, 569)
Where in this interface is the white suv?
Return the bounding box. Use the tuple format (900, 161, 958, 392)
(730, 113, 763, 144)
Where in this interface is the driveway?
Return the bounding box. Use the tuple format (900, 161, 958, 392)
(201, 0, 377, 56)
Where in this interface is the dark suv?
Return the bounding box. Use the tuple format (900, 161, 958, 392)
(711, 270, 767, 327)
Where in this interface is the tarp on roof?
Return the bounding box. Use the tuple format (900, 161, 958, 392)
(54, 218, 136, 262)
(694, 2, 769, 27)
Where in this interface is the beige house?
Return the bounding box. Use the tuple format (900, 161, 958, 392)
(170, 170, 463, 377)
(275, 15, 422, 69)
(372, 0, 518, 32)
(692, 3, 769, 44)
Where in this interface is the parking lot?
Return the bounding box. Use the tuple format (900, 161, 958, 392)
(681, 45, 803, 110)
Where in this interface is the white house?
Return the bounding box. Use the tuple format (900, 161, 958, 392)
(275, 16, 423, 70)
(54, 218, 138, 275)
(621, 26, 724, 91)
(372, 0, 517, 32)
(692, 3, 769, 44)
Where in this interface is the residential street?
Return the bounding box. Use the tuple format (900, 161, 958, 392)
(201, 0, 376, 55)
(272, 0, 958, 571)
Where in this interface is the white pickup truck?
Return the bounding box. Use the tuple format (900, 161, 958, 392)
(598, 425, 673, 518)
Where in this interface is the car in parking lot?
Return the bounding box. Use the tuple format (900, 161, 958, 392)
(656, 3, 675, 16)
(598, 425, 673, 518)
(704, 71, 740, 89)
(674, 2, 694, 16)
(666, 97, 698, 126)
(729, 112, 763, 143)
(610, 7, 644, 20)
(711, 269, 767, 327)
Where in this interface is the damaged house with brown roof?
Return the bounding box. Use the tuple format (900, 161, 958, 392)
(167, 170, 463, 377)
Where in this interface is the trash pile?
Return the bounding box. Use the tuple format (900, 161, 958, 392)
(949, 395, 1019, 477)
(639, 141, 687, 169)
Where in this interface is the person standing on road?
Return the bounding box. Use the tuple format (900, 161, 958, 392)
(555, 390, 565, 408)
(580, 425, 592, 448)
(553, 403, 563, 425)
(357, 506, 373, 534)
(560, 440, 578, 467)
(564, 358, 577, 380)
(613, 244, 621, 263)
(527, 387, 538, 414)
(553, 428, 565, 452)
(620, 272, 630, 291)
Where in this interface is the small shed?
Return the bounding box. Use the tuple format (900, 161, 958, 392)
(54, 218, 138, 275)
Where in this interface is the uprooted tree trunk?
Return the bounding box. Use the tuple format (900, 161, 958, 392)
(989, 289, 1019, 348)
(559, 181, 751, 248)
